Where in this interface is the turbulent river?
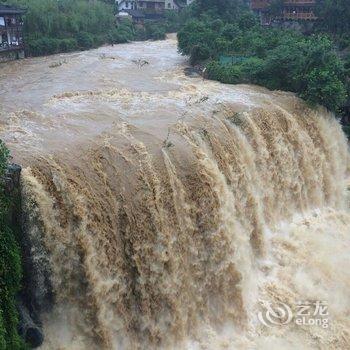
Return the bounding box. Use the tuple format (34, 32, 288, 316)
(0, 35, 350, 350)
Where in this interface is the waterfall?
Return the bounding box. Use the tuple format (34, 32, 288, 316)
(20, 105, 350, 349)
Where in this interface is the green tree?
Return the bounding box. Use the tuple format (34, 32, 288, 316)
(178, 19, 218, 56)
(178, 3, 348, 112)
(192, 0, 248, 19)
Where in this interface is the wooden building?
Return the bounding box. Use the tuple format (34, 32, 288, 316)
(250, 0, 317, 25)
(116, 0, 185, 22)
(0, 4, 25, 62)
(116, 0, 165, 13)
(117, 9, 146, 25)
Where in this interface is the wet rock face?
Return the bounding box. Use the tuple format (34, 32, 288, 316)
(5, 164, 45, 348)
(17, 300, 44, 348)
(21, 202, 54, 318)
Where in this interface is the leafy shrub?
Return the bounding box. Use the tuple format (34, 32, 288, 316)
(178, 19, 217, 56)
(135, 26, 147, 41)
(206, 61, 243, 84)
(108, 20, 136, 44)
(92, 34, 106, 48)
(190, 44, 210, 65)
(108, 29, 132, 44)
(300, 68, 347, 111)
(28, 37, 60, 56)
(76, 32, 94, 49)
(59, 38, 78, 52)
(144, 22, 166, 41)
(164, 7, 191, 32)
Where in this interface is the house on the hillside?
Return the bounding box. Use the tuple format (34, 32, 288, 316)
(116, 0, 165, 13)
(137, 0, 165, 13)
(0, 4, 25, 62)
(165, 0, 184, 10)
(117, 9, 145, 24)
(115, 0, 186, 22)
(116, 0, 137, 11)
(250, 0, 317, 25)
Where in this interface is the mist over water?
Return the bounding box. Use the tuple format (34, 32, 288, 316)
(1, 36, 350, 349)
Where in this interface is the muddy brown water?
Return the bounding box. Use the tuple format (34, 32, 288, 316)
(1, 35, 350, 349)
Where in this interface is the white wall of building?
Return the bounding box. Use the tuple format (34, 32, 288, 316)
(116, 0, 137, 11)
(165, 0, 179, 10)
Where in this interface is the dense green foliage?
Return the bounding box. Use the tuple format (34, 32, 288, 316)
(4, 0, 171, 55)
(191, 0, 248, 20)
(164, 8, 192, 32)
(0, 141, 24, 350)
(113, 9, 193, 43)
(136, 21, 167, 41)
(178, 0, 348, 112)
(106, 19, 166, 44)
(107, 20, 135, 44)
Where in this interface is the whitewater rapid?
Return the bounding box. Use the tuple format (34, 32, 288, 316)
(0, 36, 350, 350)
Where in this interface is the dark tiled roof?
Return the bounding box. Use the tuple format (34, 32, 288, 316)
(0, 4, 25, 15)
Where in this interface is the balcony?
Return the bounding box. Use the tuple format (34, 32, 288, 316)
(251, 0, 317, 10)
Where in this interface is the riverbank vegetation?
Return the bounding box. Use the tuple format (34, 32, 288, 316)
(3, 0, 170, 56)
(109, 19, 167, 44)
(3, 0, 115, 55)
(0, 141, 24, 350)
(178, 0, 350, 113)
